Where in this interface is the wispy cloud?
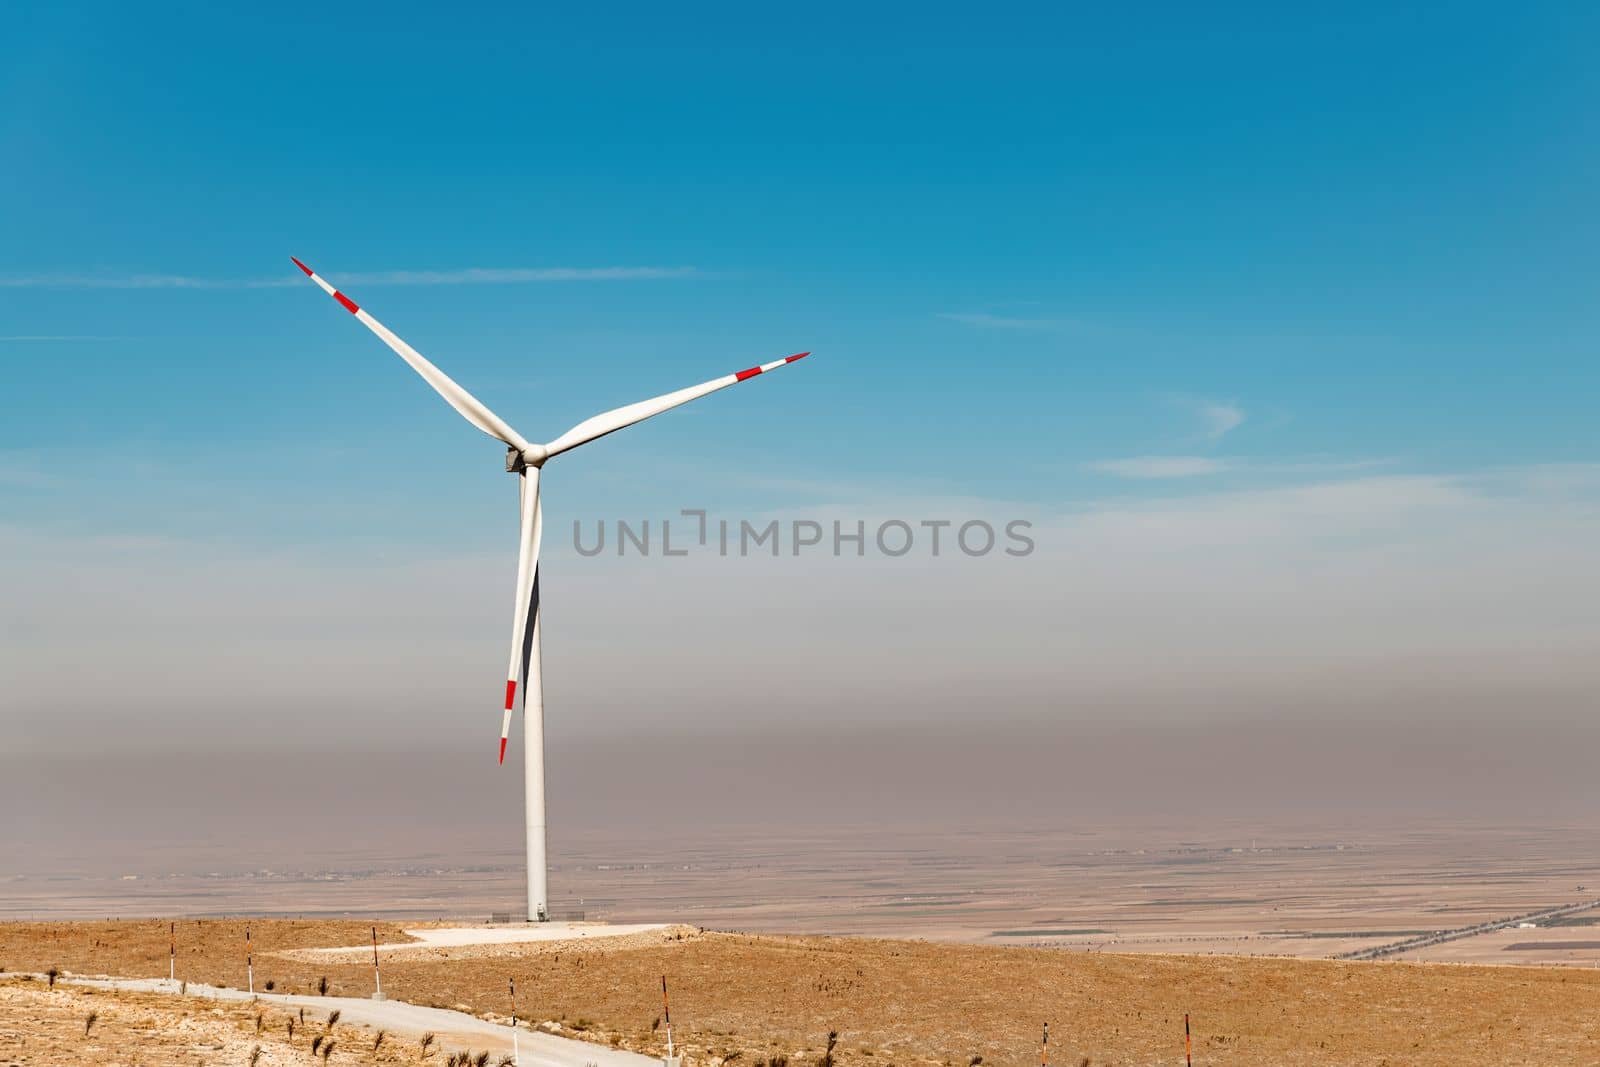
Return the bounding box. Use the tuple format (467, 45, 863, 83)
(0, 266, 699, 290)
(0, 335, 119, 341)
(1199, 401, 1245, 439)
(936, 311, 1074, 331)
(333, 266, 699, 285)
(1087, 456, 1231, 479)
(0, 274, 289, 290)
(1087, 455, 1390, 481)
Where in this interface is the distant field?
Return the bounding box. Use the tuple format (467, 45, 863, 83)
(6, 919, 1600, 1066)
(13, 819, 1600, 968)
(1506, 940, 1600, 951)
(1270, 930, 1433, 939)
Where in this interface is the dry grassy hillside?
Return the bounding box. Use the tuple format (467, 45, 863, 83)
(4, 919, 1600, 1065)
(0, 979, 448, 1066)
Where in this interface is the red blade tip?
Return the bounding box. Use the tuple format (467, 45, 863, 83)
(290, 256, 313, 277)
(499, 737, 508, 764)
(787, 351, 810, 362)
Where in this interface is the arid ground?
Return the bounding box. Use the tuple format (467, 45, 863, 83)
(11, 816, 1600, 1062)
(0, 977, 450, 1067)
(5, 919, 1600, 1066)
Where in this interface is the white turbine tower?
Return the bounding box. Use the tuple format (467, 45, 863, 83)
(292, 257, 809, 921)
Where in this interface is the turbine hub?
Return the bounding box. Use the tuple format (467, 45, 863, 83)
(506, 444, 548, 472)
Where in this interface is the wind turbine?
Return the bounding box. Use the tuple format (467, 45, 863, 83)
(291, 256, 809, 921)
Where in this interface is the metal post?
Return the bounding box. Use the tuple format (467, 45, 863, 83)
(1185, 1013, 1192, 1067)
(371, 927, 384, 999)
(662, 975, 677, 1065)
(510, 977, 520, 1066)
(246, 925, 254, 995)
(1041, 1022, 1048, 1067)
(169, 922, 175, 985)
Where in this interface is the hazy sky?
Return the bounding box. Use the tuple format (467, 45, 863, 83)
(4, 4, 1599, 782)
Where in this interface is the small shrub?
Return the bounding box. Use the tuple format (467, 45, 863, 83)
(374, 1029, 387, 1052)
(287, 1017, 296, 1041)
(312, 1034, 323, 1054)
(327, 1009, 341, 1027)
(84, 1010, 98, 1036)
(321, 1038, 336, 1061)
(652, 1016, 661, 1031)
(421, 1031, 437, 1056)
(255, 1010, 264, 1033)
(318, 975, 329, 996)
(250, 1046, 263, 1067)
(264, 979, 275, 991)
(970, 1058, 982, 1067)
(179, 980, 187, 995)
(47, 967, 60, 989)
(771, 1056, 790, 1067)
(820, 1031, 839, 1067)
(475, 1052, 490, 1067)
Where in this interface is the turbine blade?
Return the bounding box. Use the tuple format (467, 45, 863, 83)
(500, 468, 543, 763)
(542, 352, 810, 458)
(291, 257, 531, 451)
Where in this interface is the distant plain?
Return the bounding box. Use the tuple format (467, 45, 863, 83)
(10, 814, 1600, 967)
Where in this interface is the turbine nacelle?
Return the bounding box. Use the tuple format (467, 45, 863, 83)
(506, 444, 550, 473)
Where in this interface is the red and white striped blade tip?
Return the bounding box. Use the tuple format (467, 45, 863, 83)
(788, 351, 810, 360)
(500, 679, 517, 764)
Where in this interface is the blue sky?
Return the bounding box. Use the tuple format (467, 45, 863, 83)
(5, 3, 1600, 753)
